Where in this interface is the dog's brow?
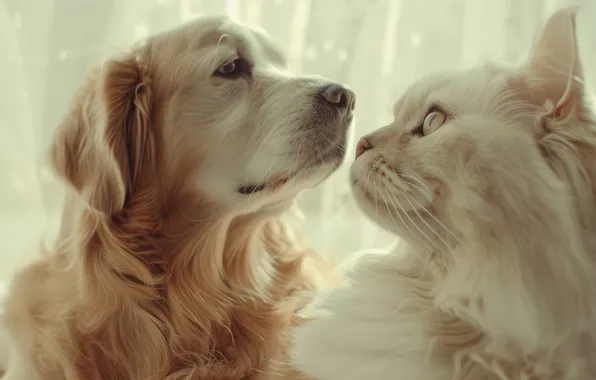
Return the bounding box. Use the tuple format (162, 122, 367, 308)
(216, 34, 229, 48)
(198, 29, 231, 49)
(199, 28, 253, 59)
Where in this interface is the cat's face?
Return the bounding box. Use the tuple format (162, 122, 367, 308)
(351, 8, 594, 251)
(351, 66, 552, 247)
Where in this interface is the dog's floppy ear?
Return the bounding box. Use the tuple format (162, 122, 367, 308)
(51, 54, 155, 215)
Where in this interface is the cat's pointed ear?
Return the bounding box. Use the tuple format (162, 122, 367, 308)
(528, 7, 584, 118)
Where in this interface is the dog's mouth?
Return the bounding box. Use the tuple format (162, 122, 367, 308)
(237, 139, 347, 196)
(238, 184, 266, 195)
(237, 175, 289, 195)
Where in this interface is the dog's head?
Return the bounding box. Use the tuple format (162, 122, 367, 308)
(51, 16, 354, 216)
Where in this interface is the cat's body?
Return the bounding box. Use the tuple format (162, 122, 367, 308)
(293, 244, 596, 380)
(292, 8, 596, 380)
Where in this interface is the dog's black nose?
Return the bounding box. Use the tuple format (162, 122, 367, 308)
(320, 84, 355, 110)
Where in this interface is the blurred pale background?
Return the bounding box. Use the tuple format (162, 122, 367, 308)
(0, 0, 595, 280)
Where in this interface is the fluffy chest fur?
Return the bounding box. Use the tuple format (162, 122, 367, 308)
(291, 247, 596, 380)
(2, 208, 321, 380)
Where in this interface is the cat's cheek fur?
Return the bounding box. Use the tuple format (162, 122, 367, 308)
(290, 252, 451, 380)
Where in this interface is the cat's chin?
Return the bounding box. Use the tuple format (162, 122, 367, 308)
(351, 180, 429, 235)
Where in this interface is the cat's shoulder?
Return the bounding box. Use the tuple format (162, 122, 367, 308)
(291, 241, 447, 380)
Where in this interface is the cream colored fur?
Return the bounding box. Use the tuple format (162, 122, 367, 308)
(292, 8, 596, 380)
(0, 16, 351, 380)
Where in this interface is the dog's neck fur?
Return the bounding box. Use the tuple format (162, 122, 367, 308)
(49, 185, 314, 379)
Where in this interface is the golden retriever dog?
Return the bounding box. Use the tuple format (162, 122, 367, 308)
(0, 16, 353, 380)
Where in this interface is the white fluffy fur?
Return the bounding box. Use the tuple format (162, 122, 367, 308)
(292, 8, 596, 380)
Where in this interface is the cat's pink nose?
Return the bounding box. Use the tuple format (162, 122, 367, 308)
(355, 137, 372, 159)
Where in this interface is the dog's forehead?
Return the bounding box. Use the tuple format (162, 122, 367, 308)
(191, 18, 286, 66)
(188, 18, 246, 47)
(147, 17, 286, 68)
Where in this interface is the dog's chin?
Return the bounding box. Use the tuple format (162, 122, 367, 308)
(304, 159, 343, 187)
(239, 144, 346, 195)
(268, 158, 343, 198)
(295, 145, 346, 186)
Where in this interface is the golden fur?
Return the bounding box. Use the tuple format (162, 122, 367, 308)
(292, 8, 596, 380)
(1, 16, 350, 380)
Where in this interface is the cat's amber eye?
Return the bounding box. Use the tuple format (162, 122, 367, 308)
(421, 109, 446, 136)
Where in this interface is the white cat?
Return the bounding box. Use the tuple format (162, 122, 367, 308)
(291, 8, 596, 380)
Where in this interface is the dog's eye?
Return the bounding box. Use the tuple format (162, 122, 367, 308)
(214, 58, 250, 78)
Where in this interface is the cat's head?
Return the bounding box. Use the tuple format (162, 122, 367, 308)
(352, 7, 596, 350)
(353, 7, 594, 246)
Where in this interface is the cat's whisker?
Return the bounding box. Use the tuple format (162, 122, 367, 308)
(400, 191, 453, 251)
(364, 161, 384, 219)
(378, 185, 425, 247)
(374, 176, 380, 219)
(364, 159, 382, 192)
(377, 187, 405, 234)
(398, 173, 433, 202)
(398, 176, 462, 245)
(381, 185, 435, 250)
(375, 166, 455, 248)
